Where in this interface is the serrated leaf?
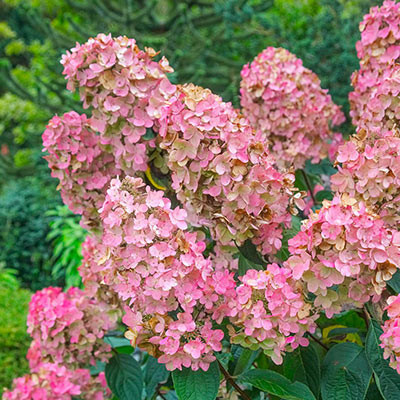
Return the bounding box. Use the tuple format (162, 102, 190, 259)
(321, 342, 371, 400)
(172, 361, 220, 400)
(239, 369, 316, 400)
(105, 353, 143, 400)
(284, 345, 320, 398)
(145, 356, 170, 399)
(366, 320, 400, 400)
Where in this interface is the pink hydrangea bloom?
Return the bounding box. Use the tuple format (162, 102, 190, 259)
(27, 287, 117, 369)
(2, 363, 109, 400)
(43, 111, 120, 228)
(350, 1, 400, 137)
(240, 47, 344, 170)
(228, 265, 316, 364)
(380, 294, 400, 373)
(61, 34, 176, 174)
(286, 194, 400, 318)
(158, 83, 302, 255)
(96, 176, 237, 371)
(332, 135, 400, 225)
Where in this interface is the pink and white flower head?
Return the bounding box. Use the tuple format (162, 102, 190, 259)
(350, 1, 400, 137)
(27, 287, 117, 369)
(61, 34, 176, 174)
(380, 294, 400, 373)
(2, 363, 109, 400)
(240, 47, 344, 170)
(228, 265, 316, 364)
(332, 135, 400, 226)
(43, 111, 120, 228)
(286, 194, 400, 318)
(97, 176, 238, 371)
(158, 83, 301, 255)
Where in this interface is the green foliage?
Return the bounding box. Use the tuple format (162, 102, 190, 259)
(105, 353, 144, 400)
(321, 342, 372, 400)
(172, 361, 220, 400)
(46, 205, 86, 288)
(0, 176, 61, 290)
(0, 283, 31, 396)
(239, 368, 316, 400)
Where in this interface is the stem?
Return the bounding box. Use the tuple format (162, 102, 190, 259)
(217, 360, 251, 400)
(362, 307, 371, 329)
(301, 169, 316, 205)
(308, 332, 329, 351)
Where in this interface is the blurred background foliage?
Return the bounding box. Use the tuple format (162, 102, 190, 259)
(0, 0, 377, 291)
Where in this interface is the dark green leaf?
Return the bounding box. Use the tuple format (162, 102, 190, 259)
(145, 356, 170, 399)
(366, 320, 400, 400)
(388, 270, 400, 294)
(237, 239, 264, 265)
(172, 361, 220, 400)
(104, 336, 132, 348)
(233, 348, 260, 377)
(321, 342, 371, 400)
(105, 353, 143, 400)
(239, 369, 316, 400)
(238, 254, 263, 276)
(327, 327, 359, 338)
(315, 190, 334, 202)
(284, 345, 321, 398)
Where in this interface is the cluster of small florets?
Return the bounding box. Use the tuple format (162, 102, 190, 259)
(331, 135, 400, 225)
(43, 111, 120, 227)
(240, 47, 344, 170)
(2, 363, 108, 400)
(349, 0, 400, 136)
(228, 265, 316, 364)
(285, 195, 400, 318)
(158, 83, 301, 256)
(61, 33, 176, 174)
(27, 287, 116, 368)
(380, 294, 400, 373)
(97, 176, 238, 371)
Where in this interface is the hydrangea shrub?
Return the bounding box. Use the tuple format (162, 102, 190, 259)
(5, 2, 400, 399)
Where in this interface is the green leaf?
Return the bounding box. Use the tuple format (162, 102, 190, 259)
(105, 353, 143, 400)
(366, 320, 400, 400)
(238, 254, 263, 276)
(321, 342, 371, 400)
(284, 345, 321, 398)
(388, 270, 400, 294)
(327, 327, 359, 338)
(104, 336, 132, 348)
(315, 190, 334, 202)
(145, 356, 170, 399)
(237, 239, 264, 265)
(172, 361, 220, 400)
(233, 348, 260, 377)
(239, 369, 316, 400)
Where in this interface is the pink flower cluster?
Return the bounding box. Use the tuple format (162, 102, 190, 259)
(158, 83, 301, 255)
(3, 287, 116, 399)
(228, 266, 316, 364)
(286, 195, 400, 318)
(61, 33, 176, 174)
(380, 294, 400, 373)
(43, 111, 120, 227)
(240, 47, 344, 170)
(332, 136, 400, 225)
(349, 0, 400, 137)
(27, 286, 116, 369)
(94, 175, 238, 371)
(2, 363, 108, 400)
